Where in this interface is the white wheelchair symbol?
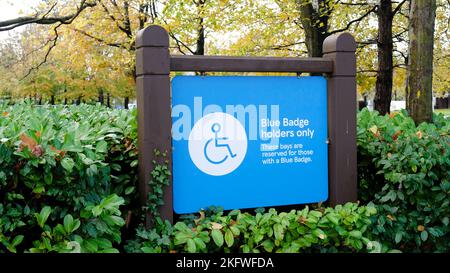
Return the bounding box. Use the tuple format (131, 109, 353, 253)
(204, 123, 237, 164)
(188, 112, 247, 176)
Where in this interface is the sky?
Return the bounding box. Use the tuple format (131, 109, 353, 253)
(0, 0, 40, 40)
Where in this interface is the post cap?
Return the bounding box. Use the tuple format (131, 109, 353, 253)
(136, 25, 169, 48)
(323, 32, 356, 54)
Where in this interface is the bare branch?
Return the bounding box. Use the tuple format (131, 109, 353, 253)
(20, 24, 62, 80)
(329, 6, 377, 35)
(168, 32, 195, 55)
(0, 0, 96, 31)
(393, 0, 407, 16)
(269, 41, 306, 50)
(69, 27, 127, 49)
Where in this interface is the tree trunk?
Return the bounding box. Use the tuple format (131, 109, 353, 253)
(50, 95, 55, 105)
(374, 0, 394, 115)
(63, 85, 67, 105)
(124, 97, 129, 109)
(406, 0, 436, 124)
(405, 54, 409, 109)
(107, 93, 111, 108)
(297, 0, 330, 58)
(194, 0, 206, 56)
(98, 89, 104, 104)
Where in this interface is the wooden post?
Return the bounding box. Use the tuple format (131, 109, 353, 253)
(322, 32, 358, 206)
(135, 25, 173, 226)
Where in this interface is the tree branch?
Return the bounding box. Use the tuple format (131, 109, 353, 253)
(168, 31, 195, 55)
(98, 0, 130, 36)
(70, 27, 127, 49)
(392, 0, 407, 16)
(269, 41, 306, 50)
(329, 6, 377, 35)
(0, 0, 96, 31)
(21, 24, 62, 80)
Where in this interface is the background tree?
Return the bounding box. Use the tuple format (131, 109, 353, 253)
(406, 0, 437, 124)
(432, 0, 450, 99)
(0, 0, 448, 113)
(374, 0, 406, 115)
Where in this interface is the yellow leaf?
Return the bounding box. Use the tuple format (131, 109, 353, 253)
(211, 222, 223, 230)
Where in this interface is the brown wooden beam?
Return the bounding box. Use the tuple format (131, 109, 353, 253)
(168, 55, 333, 73)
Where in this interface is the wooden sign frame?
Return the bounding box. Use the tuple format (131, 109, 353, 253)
(135, 25, 357, 225)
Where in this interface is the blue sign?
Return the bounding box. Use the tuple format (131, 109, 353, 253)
(171, 76, 328, 213)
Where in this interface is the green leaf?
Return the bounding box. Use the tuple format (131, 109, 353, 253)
(394, 232, 402, 244)
(64, 214, 74, 233)
(36, 206, 52, 228)
(130, 160, 138, 168)
(309, 211, 322, 218)
(61, 157, 75, 172)
(96, 140, 108, 153)
(211, 229, 224, 247)
(12, 235, 24, 247)
(193, 237, 206, 250)
(92, 238, 112, 249)
(174, 232, 191, 245)
(380, 190, 397, 202)
(273, 224, 283, 241)
(141, 247, 154, 253)
(335, 226, 348, 236)
(242, 245, 251, 253)
(33, 185, 45, 194)
(103, 215, 125, 227)
(99, 248, 120, 253)
(420, 230, 428, 242)
(352, 239, 364, 250)
(349, 230, 362, 239)
(23, 205, 30, 215)
(125, 186, 135, 195)
(262, 239, 274, 252)
(326, 213, 339, 225)
(312, 228, 327, 240)
(224, 229, 234, 247)
(101, 194, 125, 211)
(186, 238, 196, 253)
(92, 206, 103, 217)
(230, 225, 240, 236)
(83, 239, 98, 253)
(44, 172, 53, 185)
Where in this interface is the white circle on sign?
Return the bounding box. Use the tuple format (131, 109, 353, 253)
(188, 112, 247, 176)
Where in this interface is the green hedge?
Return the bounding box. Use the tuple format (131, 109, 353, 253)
(357, 109, 449, 252)
(125, 203, 388, 253)
(0, 103, 448, 253)
(0, 103, 138, 252)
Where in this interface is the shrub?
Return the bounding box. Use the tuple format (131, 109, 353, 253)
(357, 109, 449, 252)
(0, 103, 137, 252)
(1, 103, 448, 253)
(126, 203, 388, 253)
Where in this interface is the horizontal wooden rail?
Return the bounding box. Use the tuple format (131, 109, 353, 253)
(169, 55, 333, 73)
